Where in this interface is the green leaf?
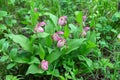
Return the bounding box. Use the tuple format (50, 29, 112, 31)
(78, 55, 93, 68)
(107, 63, 114, 68)
(45, 20, 55, 34)
(0, 24, 7, 30)
(9, 48, 17, 59)
(2, 41, 9, 52)
(90, 17, 95, 28)
(69, 24, 78, 33)
(29, 56, 40, 64)
(45, 13, 58, 27)
(0, 39, 5, 50)
(80, 41, 96, 55)
(6, 75, 19, 80)
(63, 39, 85, 54)
(38, 44, 45, 59)
(0, 11, 7, 17)
(46, 50, 61, 64)
(99, 58, 114, 68)
(64, 25, 70, 38)
(26, 64, 44, 75)
(45, 35, 52, 47)
(5, 18, 17, 27)
(75, 11, 83, 32)
(75, 11, 82, 23)
(30, 1, 39, 26)
(59, 76, 65, 80)
(114, 12, 120, 18)
(86, 31, 96, 43)
(69, 24, 79, 38)
(7, 63, 16, 69)
(8, 0, 15, 5)
(14, 56, 29, 63)
(47, 69, 60, 77)
(36, 32, 49, 38)
(7, 34, 32, 52)
(0, 56, 9, 62)
(111, 29, 117, 34)
(0, 11, 7, 21)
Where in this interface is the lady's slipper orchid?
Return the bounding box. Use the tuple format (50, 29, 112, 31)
(52, 33, 61, 41)
(34, 26, 44, 32)
(57, 38, 66, 47)
(82, 27, 90, 36)
(52, 31, 64, 41)
(58, 16, 67, 26)
(56, 31, 64, 35)
(37, 21, 46, 27)
(84, 26, 90, 31)
(41, 60, 48, 71)
(39, 21, 46, 27)
(34, 21, 46, 33)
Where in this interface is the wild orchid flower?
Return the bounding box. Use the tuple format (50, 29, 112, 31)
(57, 38, 66, 47)
(58, 16, 67, 26)
(52, 31, 66, 47)
(83, 15, 87, 21)
(82, 26, 90, 36)
(34, 26, 44, 32)
(84, 26, 90, 31)
(39, 21, 46, 27)
(34, 21, 46, 33)
(56, 31, 64, 35)
(52, 31, 64, 41)
(41, 60, 48, 71)
(52, 33, 61, 41)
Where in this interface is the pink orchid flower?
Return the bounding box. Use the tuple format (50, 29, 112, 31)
(52, 31, 64, 41)
(39, 21, 46, 27)
(41, 60, 48, 71)
(34, 26, 44, 32)
(57, 38, 66, 48)
(52, 33, 61, 41)
(58, 16, 67, 26)
(82, 26, 90, 36)
(34, 21, 46, 33)
(84, 26, 90, 31)
(56, 31, 64, 35)
(37, 21, 46, 27)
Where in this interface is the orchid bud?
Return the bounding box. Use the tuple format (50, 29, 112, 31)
(84, 26, 90, 31)
(57, 38, 66, 47)
(58, 16, 67, 26)
(83, 16, 87, 21)
(41, 60, 48, 71)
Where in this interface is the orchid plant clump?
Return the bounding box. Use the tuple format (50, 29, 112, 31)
(31, 14, 91, 71)
(1, 11, 94, 77)
(0, 0, 119, 80)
